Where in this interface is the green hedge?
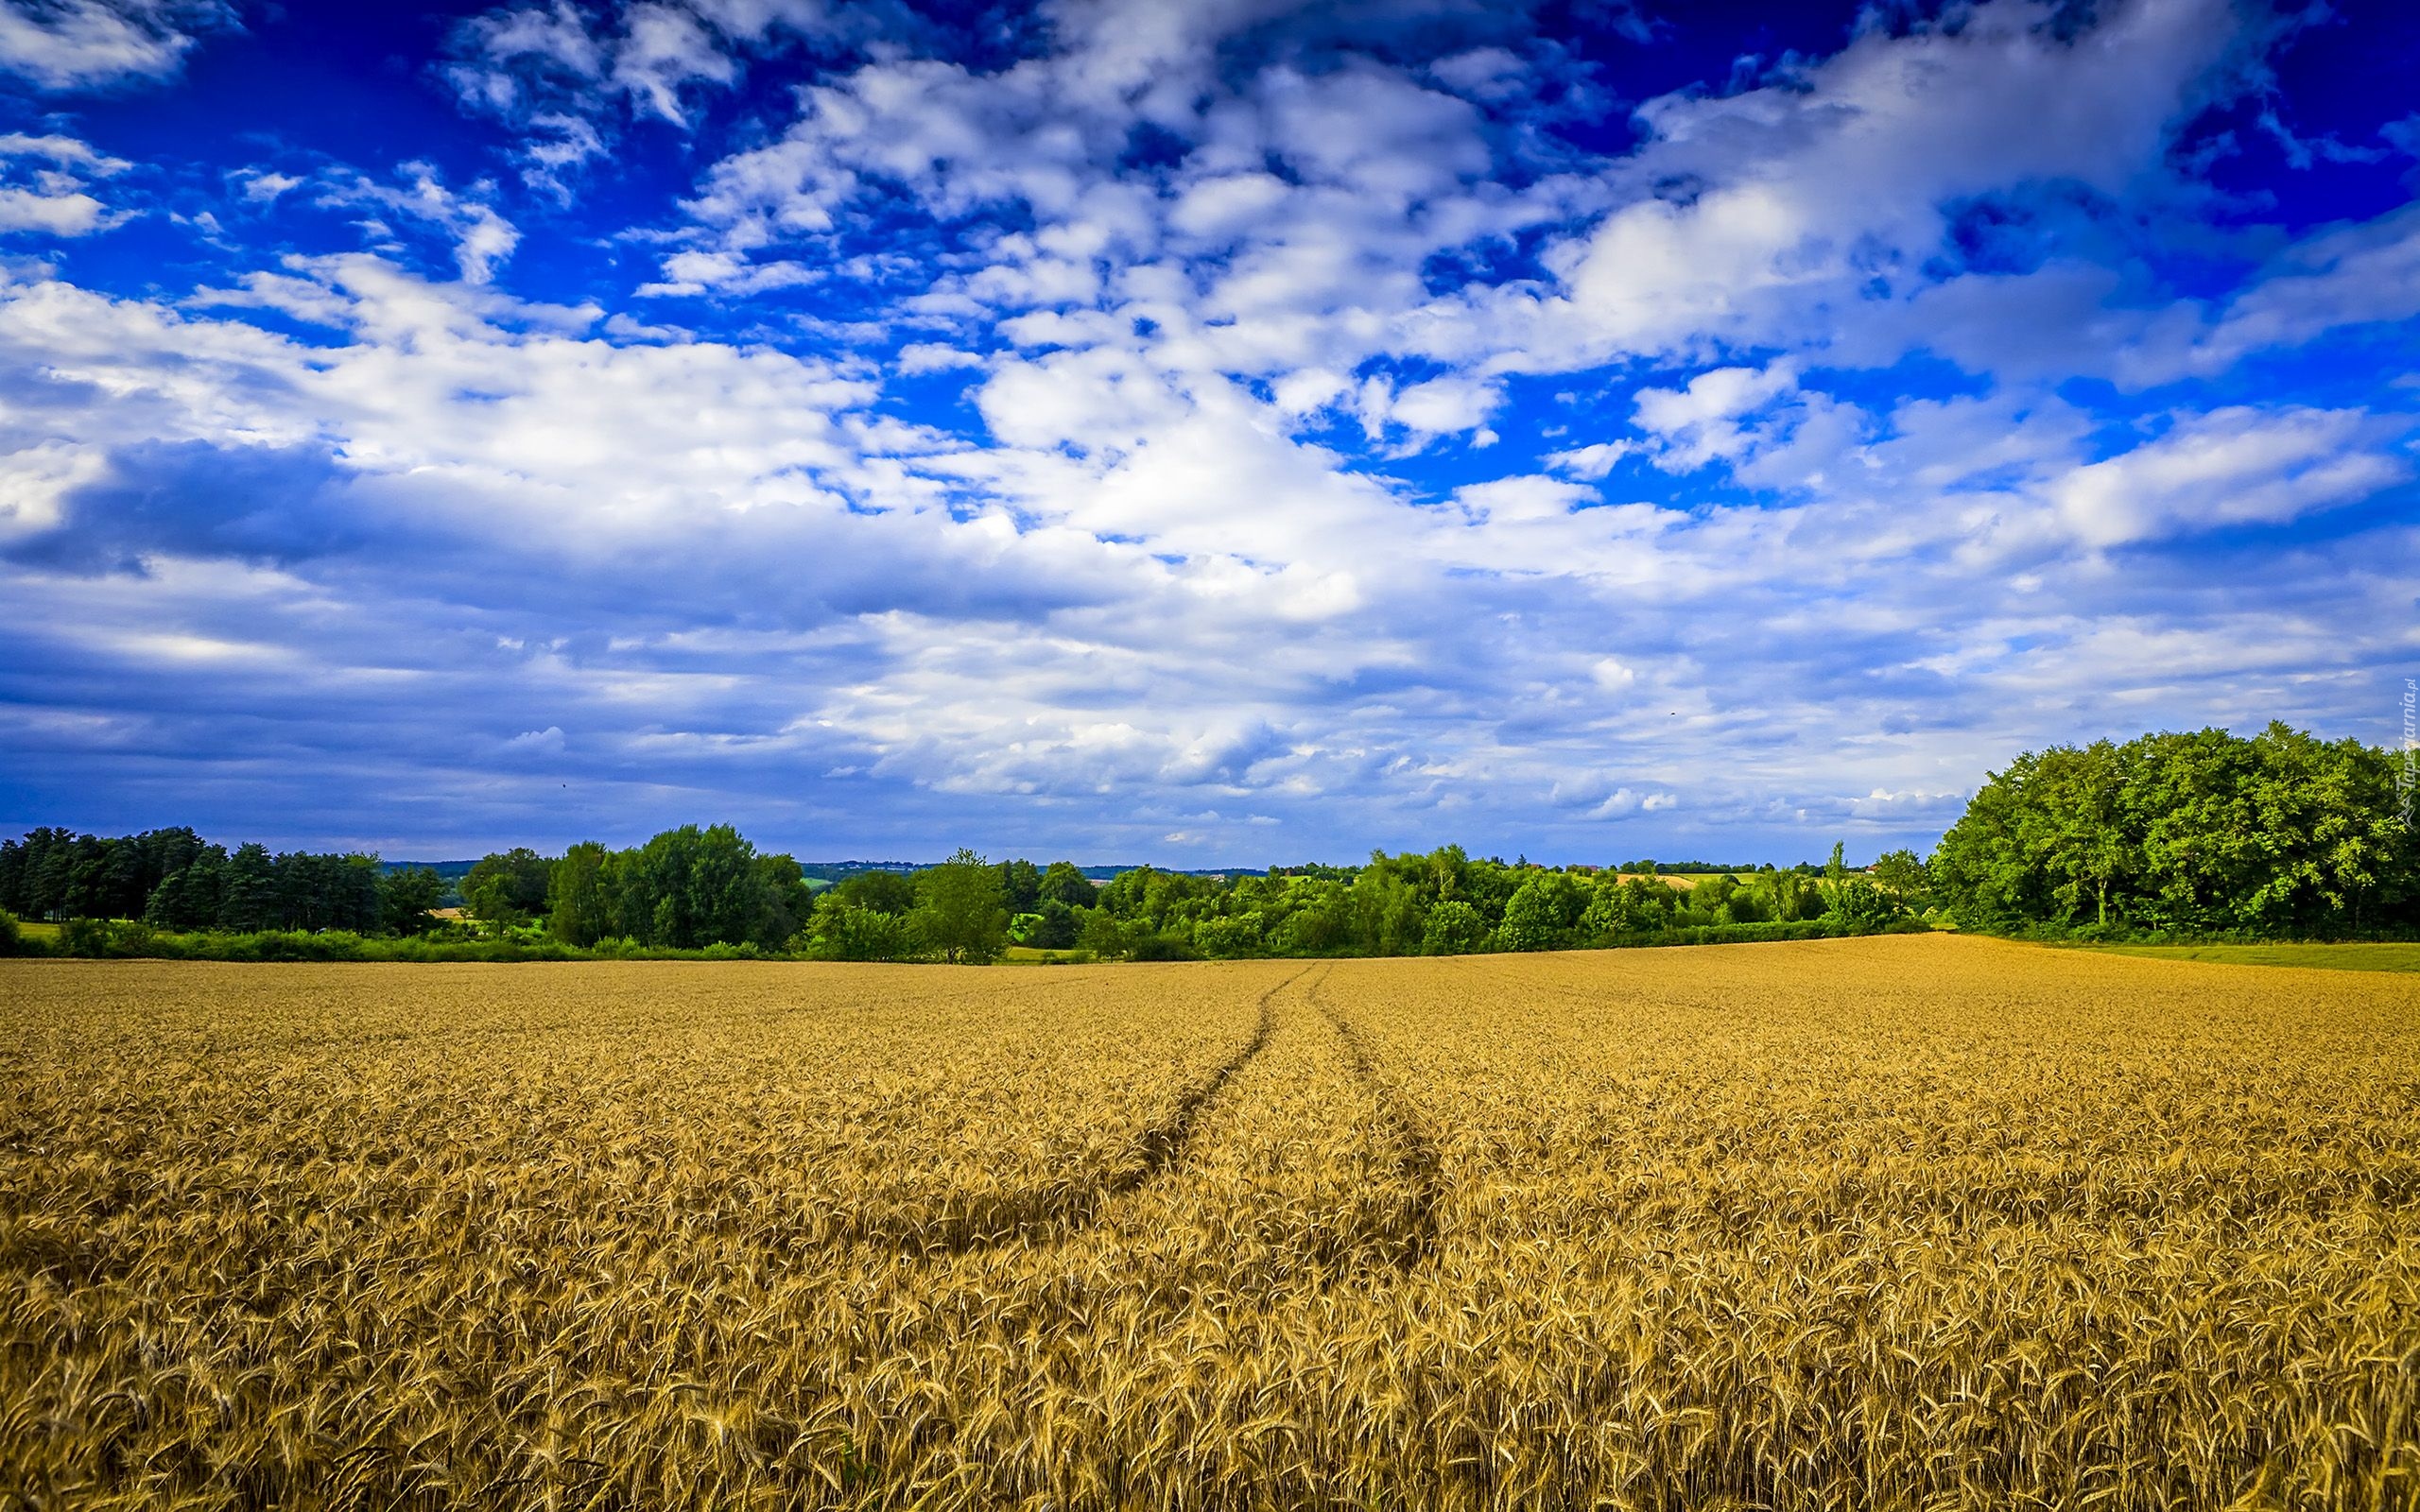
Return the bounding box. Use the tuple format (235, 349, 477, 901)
(31, 920, 784, 963)
(17, 914, 1934, 963)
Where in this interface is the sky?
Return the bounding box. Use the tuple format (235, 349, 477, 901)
(0, 0, 2414, 866)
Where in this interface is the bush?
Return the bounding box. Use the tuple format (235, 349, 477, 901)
(57, 918, 162, 957)
(1421, 901, 1490, 955)
(0, 908, 25, 957)
(1193, 913, 1264, 958)
(1125, 932, 1197, 962)
(811, 902, 922, 962)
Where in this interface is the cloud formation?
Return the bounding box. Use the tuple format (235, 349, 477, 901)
(0, 0, 223, 91)
(0, 0, 2415, 862)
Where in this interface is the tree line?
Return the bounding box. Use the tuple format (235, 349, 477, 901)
(1928, 721, 2416, 938)
(0, 823, 1919, 962)
(9, 719, 2405, 959)
(0, 828, 444, 936)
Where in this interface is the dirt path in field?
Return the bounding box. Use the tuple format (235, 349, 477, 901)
(868, 964, 1308, 1253)
(1122, 965, 1292, 1183)
(1308, 971, 1444, 1270)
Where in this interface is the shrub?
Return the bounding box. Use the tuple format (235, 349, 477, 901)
(1420, 901, 1490, 955)
(1125, 933, 1197, 962)
(1193, 914, 1265, 959)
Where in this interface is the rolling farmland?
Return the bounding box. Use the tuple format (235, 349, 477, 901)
(4, 936, 2416, 1509)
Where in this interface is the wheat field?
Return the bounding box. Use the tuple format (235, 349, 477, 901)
(3, 935, 2415, 1509)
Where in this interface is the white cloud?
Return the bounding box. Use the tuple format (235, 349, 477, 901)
(0, 0, 220, 91)
(1427, 46, 1527, 102)
(2172, 203, 2420, 378)
(312, 163, 522, 285)
(2050, 407, 2409, 549)
(895, 342, 985, 375)
(1537, 0, 2245, 367)
(0, 183, 109, 233)
(1633, 363, 1797, 471)
(1547, 441, 1632, 480)
(1388, 374, 1500, 441)
(0, 129, 131, 235)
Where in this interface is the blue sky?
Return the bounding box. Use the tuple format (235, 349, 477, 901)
(0, 0, 2414, 865)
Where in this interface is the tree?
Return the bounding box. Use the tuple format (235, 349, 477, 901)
(747, 853, 813, 949)
(1498, 873, 1587, 952)
(811, 900, 919, 961)
(1079, 906, 1133, 959)
(996, 858, 1043, 914)
(217, 843, 279, 932)
(914, 849, 1008, 964)
(1931, 723, 2419, 938)
(145, 849, 228, 931)
(1194, 912, 1263, 958)
(1023, 898, 1081, 950)
(1421, 900, 1489, 954)
(833, 869, 918, 915)
(380, 867, 445, 936)
(1871, 849, 1929, 912)
(547, 842, 613, 946)
(1348, 857, 1424, 954)
(464, 848, 553, 927)
(1036, 860, 1098, 909)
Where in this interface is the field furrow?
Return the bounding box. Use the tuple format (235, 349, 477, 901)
(1307, 971, 1443, 1271)
(838, 964, 1300, 1252)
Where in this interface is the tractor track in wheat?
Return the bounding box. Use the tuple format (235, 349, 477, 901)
(1310, 970, 1443, 1270)
(856, 965, 1305, 1254)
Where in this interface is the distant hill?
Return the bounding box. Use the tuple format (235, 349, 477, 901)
(380, 859, 478, 907)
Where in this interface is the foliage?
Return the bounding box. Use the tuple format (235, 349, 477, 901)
(0, 908, 22, 957)
(463, 848, 554, 925)
(912, 849, 1010, 964)
(1191, 912, 1264, 958)
(1871, 848, 1929, 910)
(1037, 860, 1099, 909)
(544, 826, 810, 951)
(1419, 900, 1490, 955)
(7, 820, 1930, 963)
(1931, 722, 2416, 938)
(379, 867, 444, 936)
(829, 868, 918, 916)
(1016, 899, 1082, 950)
(809, 902, 921, 962)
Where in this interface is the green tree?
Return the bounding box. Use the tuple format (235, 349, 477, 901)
(463, 848, 553, 927)
(379, 867, 445, 936)
(1420, 899, 1489, 954)
(1931, 722, 2419, 938)
(546, 842, 612, 946)
(1870, 849, 1929, 912)
(833, 869, 918, 915)
(1194, 912, 1264, 958)
(144, 849, 227, 931)
(996, 858, 1043, 913)
(1498, 872, 1587, 952)
(914, 849, 1009, 963)
(216, 843, 278, 932)
(1037, 860, 1098, 909)
(1023, 898, 1080, 950)
(811, 900, 920, 961)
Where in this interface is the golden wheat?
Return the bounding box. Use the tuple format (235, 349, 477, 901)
(2, 936, 2414, 1509)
